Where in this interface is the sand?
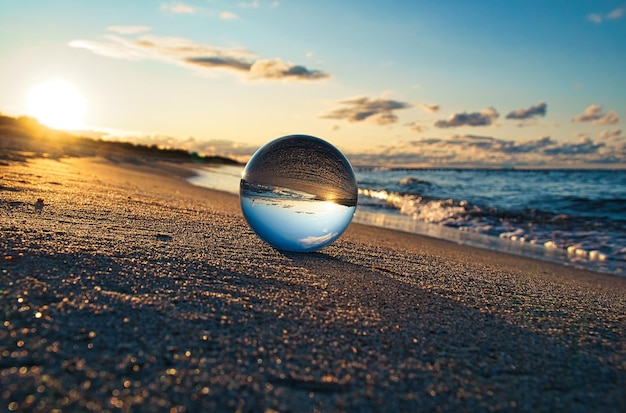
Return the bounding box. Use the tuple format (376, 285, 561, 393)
(1, 157, 625, 412)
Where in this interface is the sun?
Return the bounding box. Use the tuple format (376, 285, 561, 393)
(26, 80, 86, 130)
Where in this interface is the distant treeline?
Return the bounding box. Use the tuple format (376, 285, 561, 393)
(0, 113, 240, 165)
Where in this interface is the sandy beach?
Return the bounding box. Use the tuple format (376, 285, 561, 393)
(2, 157, 625, 412)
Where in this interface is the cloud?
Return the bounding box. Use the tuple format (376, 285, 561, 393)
(572, 104, 602, 122)
(100, 132, 259, 162)
(441, 135, 558, 155)
(542, 137, 604, 156)
(434, 107, 499, 128)
(407, 122, 425, 133)
(132, 35, 255, 58)
(186, 57, 329, 80)
(69, 36, 150, 61)
(572, 104, 619, 125)
(321, 97, 411, 125)
(447, 134, 604, 157)
(299, 232, 338, 248)
(598, 129, 623, 142)
(161, 2, 196, 14)
(419, 103, 440, 113)
(505, 101, 547, 120)
(104, 128, 625, 168)
(588, 6, 625, 23)
(596, 112, 620, 125)
(185, 56, 251, 72)
(588, 13, 603, 23)
(107, 26, 151, 35)
(220, 11, 238, 20)
(70, 32, 328, 81)
(197, 139, 259, 159)
(346, 133, 625, 168)
(453, 135, 567, 159)
(607, 7, 625, 19)
(249, 59, 328, 80)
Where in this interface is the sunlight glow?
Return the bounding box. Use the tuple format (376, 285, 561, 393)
(26, 80, 86, 130)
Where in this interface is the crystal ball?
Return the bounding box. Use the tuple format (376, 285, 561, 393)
(240, 134, 358, 252)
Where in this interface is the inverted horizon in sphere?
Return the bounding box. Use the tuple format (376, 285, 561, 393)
(240, 134, 358, 252)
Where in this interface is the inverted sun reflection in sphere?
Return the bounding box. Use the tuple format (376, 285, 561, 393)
(240, 135, 358, 252)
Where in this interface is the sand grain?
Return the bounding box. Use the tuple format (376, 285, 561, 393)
(1, 157, 625, 412)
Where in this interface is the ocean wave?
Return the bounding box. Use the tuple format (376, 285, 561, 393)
(358, 187, 626, 266)
(398, 176, 433, 187)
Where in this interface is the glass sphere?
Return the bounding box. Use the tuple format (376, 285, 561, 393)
(240, 134, 358, 252)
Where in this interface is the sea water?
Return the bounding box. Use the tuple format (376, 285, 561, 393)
(188, 165, 626, 276)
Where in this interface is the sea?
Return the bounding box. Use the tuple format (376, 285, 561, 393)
(187, 165, 626, 276)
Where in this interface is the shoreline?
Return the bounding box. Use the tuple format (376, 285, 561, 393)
(2, 157, 625, 411)
(352, 209, 623, 277)
(187, 163, 624, 277)
(180, 161, 619, 283)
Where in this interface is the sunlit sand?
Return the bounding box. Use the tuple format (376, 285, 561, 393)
(1, 154, 625, 411)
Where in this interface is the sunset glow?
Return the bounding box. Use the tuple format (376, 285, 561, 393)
(26, 80, 86, 130)
(1, 1, 624, 167)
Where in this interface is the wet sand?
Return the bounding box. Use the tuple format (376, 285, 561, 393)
(1, 157, 625, 412)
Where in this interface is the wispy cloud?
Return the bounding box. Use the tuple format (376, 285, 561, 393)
(196, 139, 260, 160)
(607, 7, 625, 19)
(588, 6, 624, 23)
(69, 35, 149, 61)
(249, 59, 328, 80)
(406, 122, 425, 133)
(219, 11, 238, 20)
(597, 129, 623, 142)
(99, 132, 259, 163)
(418, 103, 440, 113)
(184, 56, 328, 79)
(321, 97, 411, 125)
(572, 104, 619, 125)
(69, 31, 329, 81)
(299, 232, 338, 248)
(185, 56, 252, 72)
(505, 101, 547, 120)
(434, 107, 499, 128)
(160, 2, 196, 14)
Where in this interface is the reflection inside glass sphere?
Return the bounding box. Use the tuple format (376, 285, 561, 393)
(240, 135, 357, 252)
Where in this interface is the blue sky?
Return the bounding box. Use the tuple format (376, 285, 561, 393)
(1, 0, 625, 167)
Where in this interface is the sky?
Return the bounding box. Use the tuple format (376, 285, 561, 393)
(1, 0, 625, 167)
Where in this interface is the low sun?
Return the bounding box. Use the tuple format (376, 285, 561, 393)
(26, 80, 86, 130)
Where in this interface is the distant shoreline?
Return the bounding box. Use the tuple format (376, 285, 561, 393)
(0, 113, 241, 165)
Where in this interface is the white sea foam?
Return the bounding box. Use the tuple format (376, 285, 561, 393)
(357, 182, 625, 275)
